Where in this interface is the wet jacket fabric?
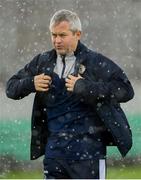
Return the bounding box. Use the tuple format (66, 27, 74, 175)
(6, 41, 134, 160)
(44, 75, 106, 160)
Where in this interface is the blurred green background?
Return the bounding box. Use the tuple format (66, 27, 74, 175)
(1, 114, 141, 161)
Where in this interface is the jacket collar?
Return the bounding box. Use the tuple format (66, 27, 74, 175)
(74, 40, 88, 58)
(45, 41, 88, 76)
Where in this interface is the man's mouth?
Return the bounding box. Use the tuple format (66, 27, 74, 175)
(56, 46, 63, 49)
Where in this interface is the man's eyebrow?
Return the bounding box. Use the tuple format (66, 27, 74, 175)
(51, 32, 67, 35)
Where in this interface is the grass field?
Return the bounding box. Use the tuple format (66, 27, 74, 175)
(1, 165, 141, 179)
(107, 165, 141, 179)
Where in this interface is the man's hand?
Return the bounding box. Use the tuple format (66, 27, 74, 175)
(34, 73, 52, 92)
(65, 74, 83, 92)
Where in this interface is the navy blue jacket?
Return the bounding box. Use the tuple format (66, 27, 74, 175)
(6, 42, 134, 160)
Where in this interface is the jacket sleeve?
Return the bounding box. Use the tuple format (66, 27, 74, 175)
(74, 55, 134, 104)
(6, 54, 40, 100)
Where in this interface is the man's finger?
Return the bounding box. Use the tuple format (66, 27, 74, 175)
(38, 83, 49, 88)
(38, 79, 51, 84)
(36, 87, 49, 92)
(65, 78, 72, 83)
(65, 83, 72, 88)
(67, 74, 76, 80)
(43, 75, 52, 80)
(67, 87, 73, 92)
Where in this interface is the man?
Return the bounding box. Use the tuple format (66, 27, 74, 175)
(6, 9, 134, 179)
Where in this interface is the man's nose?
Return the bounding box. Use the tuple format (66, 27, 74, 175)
(55, 36, 62, 43)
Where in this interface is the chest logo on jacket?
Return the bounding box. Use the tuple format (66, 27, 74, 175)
(78, 64, 86, 75)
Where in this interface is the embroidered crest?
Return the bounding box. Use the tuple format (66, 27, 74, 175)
(78, 64, 86, 74)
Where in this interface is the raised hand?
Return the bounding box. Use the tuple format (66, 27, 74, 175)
(34, 73, 52, 92)
(65, 74, 83, 92)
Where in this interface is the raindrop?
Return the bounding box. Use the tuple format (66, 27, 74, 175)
(89, 126, 95, 134)
(76, 152, 80, 156)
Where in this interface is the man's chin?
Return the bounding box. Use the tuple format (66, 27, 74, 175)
(56, 50, 66, 55)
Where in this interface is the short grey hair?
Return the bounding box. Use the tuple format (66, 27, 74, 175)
(49, 9, 82, 32)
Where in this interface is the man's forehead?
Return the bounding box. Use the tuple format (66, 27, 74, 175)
(51, 21, 70, 30)
(51, 28, 72, 35)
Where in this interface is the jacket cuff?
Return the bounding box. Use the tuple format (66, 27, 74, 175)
(23, 76, 36, 93)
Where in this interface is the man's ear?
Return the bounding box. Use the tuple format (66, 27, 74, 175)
(76, 31, 81, 40)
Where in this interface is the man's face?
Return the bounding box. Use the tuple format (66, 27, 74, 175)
(50, 21, 81, 55)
